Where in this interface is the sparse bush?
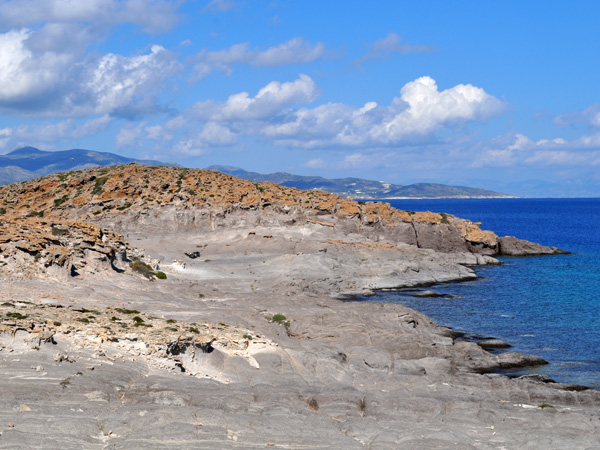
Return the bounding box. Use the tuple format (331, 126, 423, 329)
(6, 312, 28, 320)
(271, 314, 287, 323)
(130, 259, 156, 279)
(155, 271, 167, 280)
(53, 321, 62, 326)
(52, 227, 68, 236)
(53, 195, 68, 207)
(132, 316, 145, 326)
(92, 177, 108, 195)
(440, 213, 449, 224)
(116, 202, 132, 211)
(0, 207, 6, 215)
(115, 308, 140, 315)
(189, 327, 200, 334)
(538, 403, 554, 409)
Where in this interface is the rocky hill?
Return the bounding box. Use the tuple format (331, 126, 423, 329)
(0, 164, 561, 282)
(208, 165, 516, 199)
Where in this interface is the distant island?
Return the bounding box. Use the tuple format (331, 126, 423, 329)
(208, 165, 516, 199)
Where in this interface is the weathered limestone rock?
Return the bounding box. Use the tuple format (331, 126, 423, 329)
(498, 235, 570, 256)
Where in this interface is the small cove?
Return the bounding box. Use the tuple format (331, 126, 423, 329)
(360, 198, 600, 389)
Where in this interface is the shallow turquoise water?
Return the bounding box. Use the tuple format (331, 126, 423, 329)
(362, 198, 600, 389)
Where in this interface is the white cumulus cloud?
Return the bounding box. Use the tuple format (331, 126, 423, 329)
(0, 29, 182, 118)
(262, 76, 505, 148)
(190, 74, 319, 121)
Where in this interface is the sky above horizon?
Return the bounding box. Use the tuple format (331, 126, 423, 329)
(1, 0, 600, 196)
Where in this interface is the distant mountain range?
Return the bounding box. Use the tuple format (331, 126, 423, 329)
(207, 165, 515, 199)
(0, 147, 515, 198)
(0, 147, 179, 185)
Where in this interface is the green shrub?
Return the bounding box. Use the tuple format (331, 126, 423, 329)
(0, 207, 6, 215)
(538, 403, 554, 409)
(116, 202, 132, 211)
(6, 312, 28, 320)
(132, 316, 145, 326)
(440, 213, 449, 224)
(155, 271, 167, 280)
(53, 195, 68, 207)
(189, 327, 200, 334)
(51, 227, 68, 236)
(271, 314, 287, 323)
(92, 177, 108, 195)
(115, 308, 140, 315)
(130, 259, 156, 279)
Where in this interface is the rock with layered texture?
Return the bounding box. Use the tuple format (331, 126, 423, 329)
(0, 164, 563, 259)
(498, 235, 570, 256)
(0, 165, 596, 450)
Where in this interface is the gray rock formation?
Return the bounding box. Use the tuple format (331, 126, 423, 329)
(498, 235, 570, 256)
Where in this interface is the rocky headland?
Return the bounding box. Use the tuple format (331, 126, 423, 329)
(0, 164, 596, 449)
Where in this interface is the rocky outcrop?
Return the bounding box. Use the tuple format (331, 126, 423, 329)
(0, 301, 276, 383)
(498, 235, 570, 256)
(0, 218, 135, 278)
(0, 164, 565, 262)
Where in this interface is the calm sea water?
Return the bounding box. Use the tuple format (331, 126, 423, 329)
(362, 198, 600, 389)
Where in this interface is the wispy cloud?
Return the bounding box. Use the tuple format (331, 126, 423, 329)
(0, 0, 180, 33)
(191, 38, 330, 80)
(357, 32, 436, 65)
(554, 104, 600, 128)
(0, 115, 113, 151)
(202, 0, 240, 13)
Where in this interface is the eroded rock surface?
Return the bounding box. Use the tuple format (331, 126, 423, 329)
(0, 165, 593, 449)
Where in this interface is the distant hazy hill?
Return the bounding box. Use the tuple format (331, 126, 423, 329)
(0, 147, 179, 185)
(208, 165, 515, 199)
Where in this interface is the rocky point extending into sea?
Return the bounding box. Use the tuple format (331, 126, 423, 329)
(0, 164, 597, 449)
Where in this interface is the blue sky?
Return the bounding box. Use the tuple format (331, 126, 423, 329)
(1, 0, 600, 196)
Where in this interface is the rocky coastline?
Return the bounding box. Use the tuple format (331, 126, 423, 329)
(0, 165, 597, 449)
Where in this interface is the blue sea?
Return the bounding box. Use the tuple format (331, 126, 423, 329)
(363, 198, 600, 389)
